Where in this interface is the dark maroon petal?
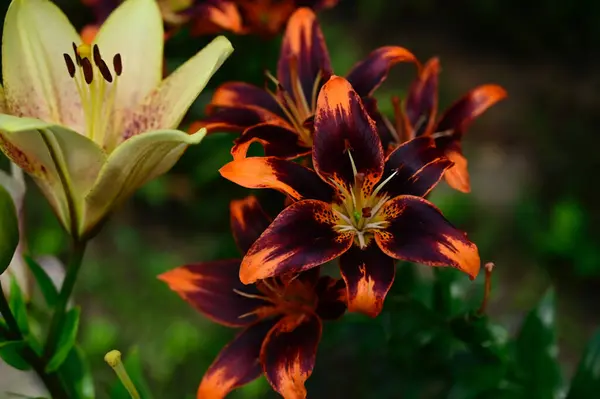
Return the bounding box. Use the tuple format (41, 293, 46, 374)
(362, 96, 398, 151)
(220, 157, 335, 202)
(197, 319, 277, 398)
(346, 46, 418, 97)
(211, 82, 285, 117)
(375, 195, 480, 279)
(260, 314, 322, 399)
(434, 84, 508, 141)
(199, 105, 285, 134)
(239, 200, 353, 284)
(231, 123, 311, 160)
(404, 58, 440, 138)
(339, 243, 394, 317)
(158, 261, 268, 327)
(230, 196, 272, 254)
(381, 136, 453, 198)
(313, 76, 384, 191)
(277, 8, 332, 105)
(315, 276, 347, 320)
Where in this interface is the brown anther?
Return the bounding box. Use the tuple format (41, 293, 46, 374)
(354, 172, 365, 189)
(81, 58, 94, 84)
(97, 59, 113, 83)
(72, 42, 82, 66)
(113, 54, 122, 76)
(63, 54, 76, 78)
(362, 207, 372, 218)
(92, 44, 102, 67)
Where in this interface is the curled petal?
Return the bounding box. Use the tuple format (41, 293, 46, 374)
(94, 0, 163, 117)
(197, 319, 277, 399)
(159, 260, 268, 327)
(261, 314, 322, 399)
(230, 195, 272, 254)
(339, 244, 394, 317)
(84, 129, 204, 238)
(435, 84, 508, 140)
(382, 136, 453, 198)
(404, 57, 440, 138)
(2, 0, 82, 129)
(443, 145, 471, 193)
(375, 195, 480, 279)
(315, 276, 347, 320)
(240, 200, 353, 284)
(277, 7, 332, 102)
(346, 46, 418, 97)
(232, 123, 310, 160)
(122, 36, 233, 139)
(209, 82, 284, 118)
(313, 76, 384, 192)
(219, 157, 334, 202)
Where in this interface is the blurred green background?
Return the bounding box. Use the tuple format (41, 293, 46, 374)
(2, 0, 600, 398)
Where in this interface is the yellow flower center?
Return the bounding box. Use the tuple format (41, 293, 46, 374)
(265, 57, 322, 147)
(331, 151, 396, 248)
(63, 43, 123, 150)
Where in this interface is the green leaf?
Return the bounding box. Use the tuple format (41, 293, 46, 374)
(515, 289, 563, 397)
(450, 313, 508, 360)
(566, 329, 600, 398)
(0, 340, 30, 370)
(58, 345, 95, 399)
(110, 347, 154, 399)
(0, 183, 19, 274)
(8, 276, 29, 335)
(45, 307, 80, 372)
(24, 255, 58, 307)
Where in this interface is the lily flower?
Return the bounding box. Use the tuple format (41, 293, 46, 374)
(220, 76, 480, 317)
(196, 7, 416, 160)
(375, 58, 507, 193)
(159, 195, 346, 399)
(0, 0, 233, 240)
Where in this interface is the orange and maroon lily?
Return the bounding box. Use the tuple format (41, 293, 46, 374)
(159, 195, 346, 399)
(197, 7, 417, 160)
(219, 76, 480, 317)
(373, 57, 507, 193)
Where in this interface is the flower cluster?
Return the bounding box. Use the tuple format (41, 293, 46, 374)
(158, 6, 506, 399)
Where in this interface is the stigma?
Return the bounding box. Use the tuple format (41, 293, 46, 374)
(63, 43, 123, 150)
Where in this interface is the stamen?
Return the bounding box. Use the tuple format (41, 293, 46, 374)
(97, 59, 113, 83)
(310, 70, 323, 111)
(333, 209, 353, 226)
(63, 54, 76, 78)
(81, 58, 94, 84)
(261, 279, 280, 296)
(92, 44, 102, 67)
(232, 288, 273, 302)
(477, 262, 495, 316)
(372, 170, 398, 198)
(356, 232, 366, 248)
(72, 42, 82, 66)
(431, 129, 454, 139)
(113, 54, 123, 76)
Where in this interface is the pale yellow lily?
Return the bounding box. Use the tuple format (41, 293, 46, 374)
(0, 0, 233, 239)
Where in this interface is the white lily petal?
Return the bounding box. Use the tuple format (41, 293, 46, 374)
(2, 0, 83, 130)
(122, 36, 233, 138)
(0, 85, 7, 113)
(94, 0, 163, 114)
(84, 128, 206, 235)
(0, 114, 106, 234)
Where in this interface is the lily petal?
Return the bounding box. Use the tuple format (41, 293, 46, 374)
(232, 123, 310, 160)
(382, 136, 452, 198)
(0, 114, 105, 235)
(84, 129, 204, 238)
(158, 261, 268, 327)
(197, 319, 277, 399)
(434, 84, 507, 141)
(346, 46, 418, 97)
(443, 143, 471, 193)
(240, 200, 353, 284)
(209, 82, 284, 117)
(0, 85, 7, 113)
(123, 36, 233, 139)
(375, 195, 480, 279)
(313, 76, 384, 192)
(230, 196, 272, 254)
(340, 244, 394, 317)
(188, 0, 245, 36)
(198, 105, 285, 134)
(315, 276, 347, 320)
(277, 7, 332, 99)
(94, 0, 163, 114)
(219, 157, 334, 202)
(404, 57, 440, 138)
(261, 314, 322, 399)
(2, 0, 82, 129)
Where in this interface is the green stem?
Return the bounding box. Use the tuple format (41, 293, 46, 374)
(43, 239, 87, 360)
(0, 284, 70, 398)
